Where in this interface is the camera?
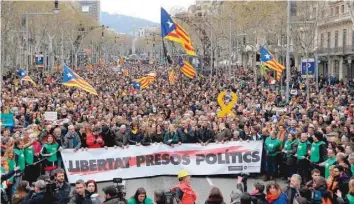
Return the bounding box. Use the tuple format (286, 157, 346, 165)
(113, 178, 126, 200)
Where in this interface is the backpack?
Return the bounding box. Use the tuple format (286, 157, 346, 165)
(164, 190, 180, 204)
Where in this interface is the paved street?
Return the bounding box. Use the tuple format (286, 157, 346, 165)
(95, 175, 287, 203)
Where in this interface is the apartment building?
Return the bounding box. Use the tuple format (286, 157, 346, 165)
(316, 0, 354, 79)
(78, 0, 101, 23)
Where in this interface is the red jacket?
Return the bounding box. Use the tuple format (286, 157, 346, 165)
(86, 133, 105, 148)
(172, 183, 197, 204)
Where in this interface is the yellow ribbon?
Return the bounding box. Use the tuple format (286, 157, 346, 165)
(217, 91, 238, 118)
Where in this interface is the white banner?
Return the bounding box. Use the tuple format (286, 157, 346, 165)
(61, 141, 263, 183)
(44, 112, 57, 121)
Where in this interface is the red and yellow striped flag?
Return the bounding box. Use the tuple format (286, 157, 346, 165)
(168, 70, 176, 85)
(135, 77, 150, 89)
(179, 57, 196, 79)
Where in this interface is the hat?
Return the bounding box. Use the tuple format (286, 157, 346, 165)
(102, 185, 117, 196)
(177, 170, 189, 179)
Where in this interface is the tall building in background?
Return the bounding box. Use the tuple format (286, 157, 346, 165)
(78, 0, 101, 23)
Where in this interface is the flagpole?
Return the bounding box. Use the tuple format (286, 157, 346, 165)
(162, 38, 175, 112)
(286, 0, 291, 103)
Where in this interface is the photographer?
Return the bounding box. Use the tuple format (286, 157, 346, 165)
(54, 168, 71, 204)
(69, 179, 92, 204)
(21, 180, 47, 204)
(102, 185, 126, 204)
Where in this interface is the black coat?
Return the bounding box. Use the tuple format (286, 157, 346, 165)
(196, 127, 214, 143)
(103, 197, 126, 204)
(56, 182, 71, 204)
(21, 191, 47, 204)
(68, 191, 92, 204)
(283, 186, 300, 204)
(250, 193, 267, 204)
(101, 128, 116, 147)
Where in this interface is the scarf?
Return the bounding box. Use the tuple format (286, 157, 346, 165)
(132, 129, 138, 135)
(266, 192, 280, 204)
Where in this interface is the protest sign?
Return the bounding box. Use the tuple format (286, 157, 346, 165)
(44, 112, 58, 121)
(61, 141, 263, 183)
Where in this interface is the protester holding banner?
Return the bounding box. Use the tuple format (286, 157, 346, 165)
(264, 131, 282, 181)
(40, 135, 60, 176)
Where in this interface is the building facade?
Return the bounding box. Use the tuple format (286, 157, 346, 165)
(78, 0, 101, 23)
(316, 0, 354, 80)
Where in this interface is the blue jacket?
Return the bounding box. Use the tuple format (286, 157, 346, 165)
(271, 193, 288, 204)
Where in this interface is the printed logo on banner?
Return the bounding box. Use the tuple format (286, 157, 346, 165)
(228, 166, 243, 171)
(61, 142, 263, 183)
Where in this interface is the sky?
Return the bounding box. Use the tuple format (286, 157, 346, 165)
(101, 0, 196, 23)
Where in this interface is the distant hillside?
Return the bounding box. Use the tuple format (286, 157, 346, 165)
(101, 12, 159, 35)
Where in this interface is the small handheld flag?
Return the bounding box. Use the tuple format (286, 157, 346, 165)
(179, 57, 196, 79)
(17, 68, 37, 86)
(62, 64, 98, 95)
(168, 70, 176, 85)
(260, 46, 285, 80)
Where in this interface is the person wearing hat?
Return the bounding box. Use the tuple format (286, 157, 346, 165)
(172, 170, 197, 204)
(309, 131, 328, 175)
(102, 185, 126, 204)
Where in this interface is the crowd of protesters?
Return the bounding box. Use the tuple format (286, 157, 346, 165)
(1, 59, 354, 204)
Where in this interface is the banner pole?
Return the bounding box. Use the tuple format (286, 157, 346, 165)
(162, 38, 175, 112)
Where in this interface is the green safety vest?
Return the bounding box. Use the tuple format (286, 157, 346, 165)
(324, 157, 337, 179)
(297, 141, 310, 160)
(265, 137, 281, 156)
(347, 194, 354, 204)
(283, 139, 298, 158)
(6, 159, 16, 182)
(0, 166, 4, 189)
(24, 147, 34, 165)
(44, 143, 58, 162)
(351, 164, 354, 176)
(310, 141, 326, 163)
(14, 149, 25, 171)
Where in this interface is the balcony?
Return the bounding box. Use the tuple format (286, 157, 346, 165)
(317, 12, 351, 27)
(317, 46, 354, 55)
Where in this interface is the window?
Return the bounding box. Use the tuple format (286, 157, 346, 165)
(321, 33, 324, 48)
(321, 10, 325, 18)
(352, 31, 354, 48)
(313, 7, 317, 18)
(336, 6, 339, 15)
(335, 30, 339, 48)
(343, 29, 347, 47)
(341, 5, 344, 13)
(331, 8, 334, 16)
(328, 32, 331, 48)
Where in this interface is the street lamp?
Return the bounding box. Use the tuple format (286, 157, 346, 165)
(53, 0, 60, 14)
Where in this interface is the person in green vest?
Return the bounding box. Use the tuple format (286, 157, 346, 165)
(11, 138, 33, 196)
(3, 148, 16, 193)
(295, 133, 311, 183)
(318, 148, 337, 179)
(127, 187, 154, 204)
(23, 134, 41, 184)
(309, 131, 328, 176)
(40, 134, 60, 176)
(281, 133, 298, 180)
(264, 131, 282, 181)
(349, 153, 354, 177)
